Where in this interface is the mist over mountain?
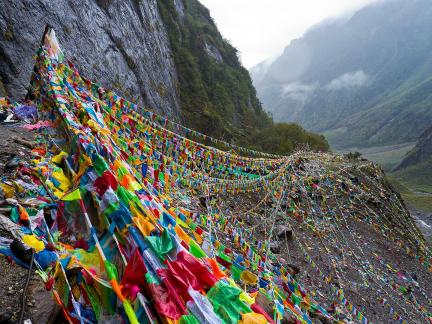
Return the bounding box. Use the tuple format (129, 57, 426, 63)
(251, 0, 432, 150)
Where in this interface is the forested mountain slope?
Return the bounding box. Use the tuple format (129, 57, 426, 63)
(251, 0, 432, 149)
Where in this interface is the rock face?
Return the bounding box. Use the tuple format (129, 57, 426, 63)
(0, 0, 181, 117)
(0, 0, 275, 143)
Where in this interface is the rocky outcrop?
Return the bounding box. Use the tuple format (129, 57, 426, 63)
(0, 0, 181, 117)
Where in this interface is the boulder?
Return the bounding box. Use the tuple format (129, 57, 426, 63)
(269, 241, 280, 254)
(28, 279, 61, 324)
(276, 224, 292, 240)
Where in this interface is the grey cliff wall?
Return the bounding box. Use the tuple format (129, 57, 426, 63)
(0, 0, 181, 117)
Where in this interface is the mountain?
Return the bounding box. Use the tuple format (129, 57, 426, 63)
(0, 0, 328, 153)
(0, 9, 430, 324)
(157, 0, 271, 140)
(0, 29, 430, 322)
(251, 0, 432, 150)
(391, 126, 432, 206)
(395, 125, 432, 171)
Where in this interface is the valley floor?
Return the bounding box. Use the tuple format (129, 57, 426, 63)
(335, 142, 416, 171)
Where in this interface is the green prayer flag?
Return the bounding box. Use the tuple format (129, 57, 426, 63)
(146, 229, 174, 259)
(93, 154, 109, 176)
(10, 207, 19, 223)
(61, 188, 81, 201)
(145, 272, 160, 285)
(179, 314, 200, 324)
(189, 239, 207, 258)
(189, 222, 197, 231)
(83, 283, 102, 321)
(117, 165, 128, 179)
(217, 251, 232, 263)
(291, 293, 302, 305)
(231, 264, 243, 281)
(104, 259, 119, 281)
(102, 202, 120, 217)
(207, 281, 252, 323)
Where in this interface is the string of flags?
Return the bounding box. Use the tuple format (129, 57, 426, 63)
(0, 27, 430, 324)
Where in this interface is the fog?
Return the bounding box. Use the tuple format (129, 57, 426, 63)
(199, 0, 380, 68)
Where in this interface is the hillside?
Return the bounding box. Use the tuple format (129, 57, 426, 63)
(0, 0, 328, 154)
(251, 0, 432, 150)
(0, 27, 431, 324)
(389, 126, 432, 214)
(395, 125, 432, 172)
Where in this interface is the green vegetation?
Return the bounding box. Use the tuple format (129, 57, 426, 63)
(156, 0, 328, 154)
(319, 77, 432, 150)
(388, 177, 432, 214)
(249, 123, 329, 154)
(341, 142, 416, 171)
(388, 161, 432, 213)
(321, 127, 347, 146)
(392, 159, 432, 192)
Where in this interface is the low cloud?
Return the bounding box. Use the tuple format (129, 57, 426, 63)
(326, 70, 370, 90)
(281, 82, 317, 103)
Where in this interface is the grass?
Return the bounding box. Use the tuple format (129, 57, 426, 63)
(392, 159, 432, 189)
(387, 165, 432, 214)
(321, 127, 347, 145)
(337, 142, 415, 171)
(388, 178, 432, 213)
(401, 193, 432, 213)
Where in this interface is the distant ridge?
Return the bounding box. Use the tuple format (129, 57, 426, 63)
(251, 0, 432, 150)
(394, 125, 432, 171)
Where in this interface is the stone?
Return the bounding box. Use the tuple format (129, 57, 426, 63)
(0, 310, 13, 323)
(4, 156, 20, 171)
(269, 241, 280, 254)
(276, 224, 292, 240)
(27, 279, 61, 324)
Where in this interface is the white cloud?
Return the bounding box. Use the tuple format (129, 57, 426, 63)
(281, 82, 317, 103)
(326, 70, 370, 90)
(198, 0, 380, 68)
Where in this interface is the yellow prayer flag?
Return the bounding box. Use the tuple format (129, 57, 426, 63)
(22, 234, 45, 252)
(241, 270, 258, 286)
(239, 313, 267, 324)
(52, 169, 71, 191)
(52, 151, 68, 164)
(61, 188, 81, 201)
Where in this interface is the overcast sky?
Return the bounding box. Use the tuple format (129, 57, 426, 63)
(199, 0, 379, 68)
